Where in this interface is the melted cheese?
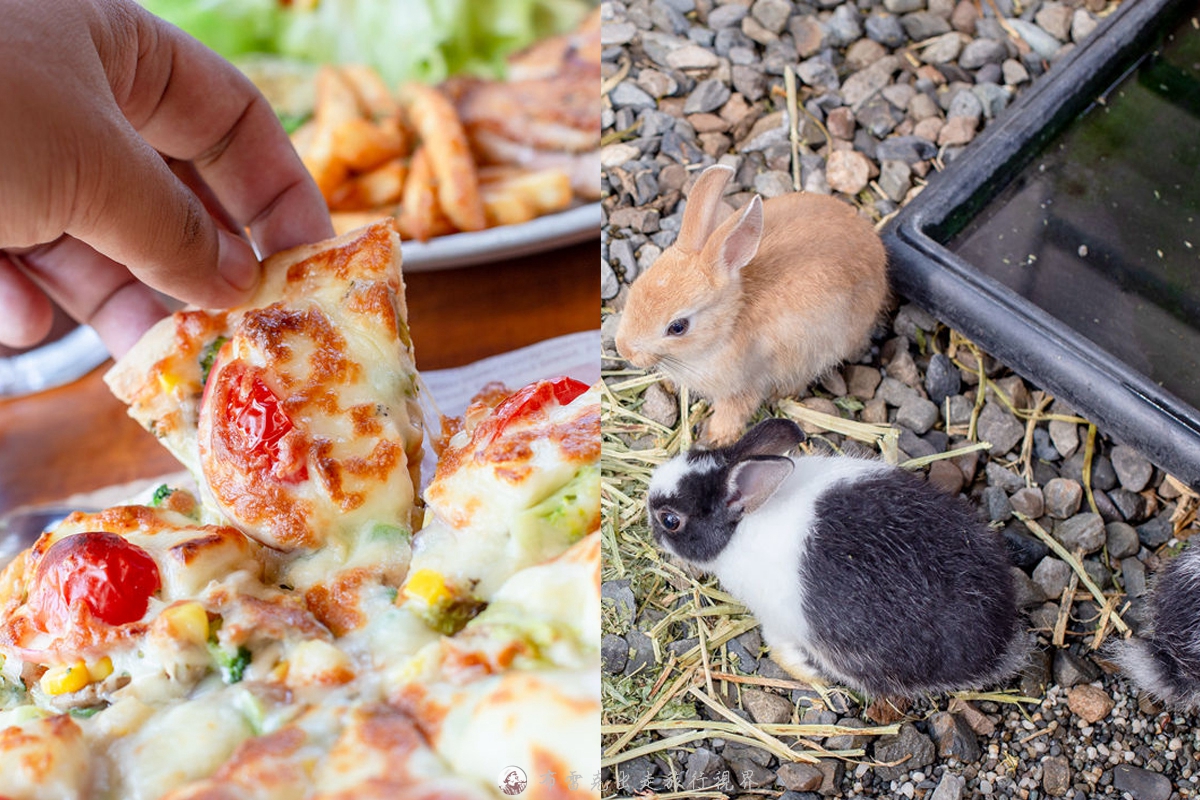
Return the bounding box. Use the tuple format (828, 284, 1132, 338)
(0, 714, 92, 800)
(101, 690, 256, 800)
(425, 385, 600, 535)
(397, 668, 600, 800)
(395, 534, 600, 685)
(0, 507, 338, 716)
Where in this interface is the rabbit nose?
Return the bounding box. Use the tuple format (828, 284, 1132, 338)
(615, 332, 635, 360)
(616, 340, 651, 368)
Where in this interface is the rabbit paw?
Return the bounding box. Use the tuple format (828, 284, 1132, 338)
(704, 397, 760, 445)
(769, 642, 828, 689)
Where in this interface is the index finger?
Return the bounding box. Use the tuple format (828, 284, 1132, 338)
(101, 5, 334, 258)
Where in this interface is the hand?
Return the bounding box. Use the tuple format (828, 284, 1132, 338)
(0, 0, 334, 357)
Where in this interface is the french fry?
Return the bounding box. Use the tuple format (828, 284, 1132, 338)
(395, 209, 457, 241)
(404, 83, 487, 233)
(302, 130, 349, 202)
(481, 188, 538, 227)
(481, 168, 573, 226)
(331, 210, 397, 237)
(293, 54, 589, 240)
(477, 165, 526, 184)
(315, 66, 362, 131)
(395, 206, 458, 241)
(329, 158, 407, 211)
(332, 117, 405, 174)
(305, 66, 362, 200)
(498, 168, 573, 214)
(400, 146, 438, 242)
(340, 64, 401, 119)
(378, 116, 413, 161)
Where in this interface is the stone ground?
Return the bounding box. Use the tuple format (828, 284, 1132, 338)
(599, 0, 1200, 798)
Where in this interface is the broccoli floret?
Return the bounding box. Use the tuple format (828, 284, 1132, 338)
(208, 643, 252, 684)
(150, 484, 173, 507)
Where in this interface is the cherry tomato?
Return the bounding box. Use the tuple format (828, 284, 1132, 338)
(30, 533, 162, 631)
(208, 362, 308, 483)
(483, 377, 590, 443)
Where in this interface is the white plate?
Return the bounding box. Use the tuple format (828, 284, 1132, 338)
(400, 203, 600, 271)
(0, 326, 109, 398)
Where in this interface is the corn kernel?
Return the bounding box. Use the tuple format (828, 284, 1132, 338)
(162, 601, 210, 646)
(87, 656, 114, 682)
(403, 569, 450, 606)
(157, 371, 182, 395)
(41, 662, 90, 696)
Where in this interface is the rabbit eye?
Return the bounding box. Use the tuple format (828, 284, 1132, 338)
(656, 509, 684, 532)
(666, 318, 689, 337)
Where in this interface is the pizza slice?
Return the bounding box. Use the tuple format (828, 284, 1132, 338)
(105, 221, 425, 554)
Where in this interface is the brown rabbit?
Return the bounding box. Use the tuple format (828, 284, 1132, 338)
(614, 164, 889, 444)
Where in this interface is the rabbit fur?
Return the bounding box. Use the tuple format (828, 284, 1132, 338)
(1111, 543, 1200, 710)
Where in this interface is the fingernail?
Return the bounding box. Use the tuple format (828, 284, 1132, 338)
(217, 229, 261, 293)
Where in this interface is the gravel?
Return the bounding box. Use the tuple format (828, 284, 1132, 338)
(600, 0, 1198, 796)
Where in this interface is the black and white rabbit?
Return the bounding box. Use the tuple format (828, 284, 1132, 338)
(646, 417, 1027, 698)
(1112, 544, 1200, 710)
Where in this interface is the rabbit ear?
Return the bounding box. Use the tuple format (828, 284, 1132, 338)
(731, 418, 806, 460)
(727, 456, 794, 515)
(712, 194, 763, 278)
(676, 164, 735, 252)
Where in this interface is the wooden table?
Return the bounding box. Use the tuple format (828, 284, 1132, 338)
(0, 238, 596, 516)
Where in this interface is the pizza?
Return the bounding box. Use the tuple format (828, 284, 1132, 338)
(0, 222, 600, 800)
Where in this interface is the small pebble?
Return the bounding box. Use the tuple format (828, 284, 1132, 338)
(602, 634, 629, 674)
(924, 353, 961, 405)
(1066, 683, 1115, 723)
(1032, 556, 1072, 599)
(1009, 486, 1044, 518)
(873, 724, 936, 781)
(741, 688, 793, 725)
(976, 403, 1024, 454)
(1047, 419, 1080, 458)
(1105, 521, 1141, 559)
(1055, 513, 1105, 554)
(826, 149, 873, 194)
(928, 459, 965, 494)
(896, 396, 940, 434)
(1042, 754, 1071, 797)
(1043, 478, 1084, 519)
(1110, 445, 1153, 492)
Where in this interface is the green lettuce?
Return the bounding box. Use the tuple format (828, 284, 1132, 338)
(143, 0, 590, 86)
(141, 0, 284, 60)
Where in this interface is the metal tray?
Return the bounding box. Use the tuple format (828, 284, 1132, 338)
(883, 0, 1200, 487)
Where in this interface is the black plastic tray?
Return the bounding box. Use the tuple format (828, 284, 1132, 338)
(883, 0, 1200, 488)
